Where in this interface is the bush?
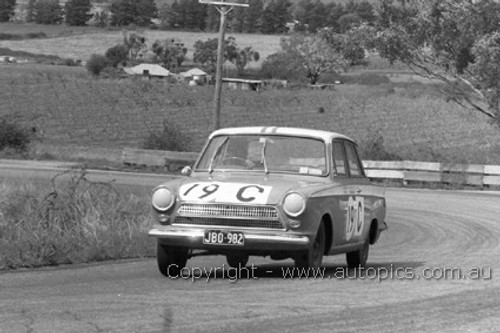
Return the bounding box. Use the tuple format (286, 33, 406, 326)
(0, 117, 30, 152)
(25, 32, 47, 39)
(143, 120, 191, 151)
(63, 58, 78, 66)
(86, 54, 110, 76)
(359, 132, 401, 161)
(260, 52, 302, 81)
(105, 44, 129, 67)
(0, 33, 22, 40)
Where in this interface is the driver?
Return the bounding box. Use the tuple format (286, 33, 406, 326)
(245, 141, 264, 169)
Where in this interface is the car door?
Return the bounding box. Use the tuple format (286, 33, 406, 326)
(343, 141, 372, 243)
(330, 140, 353, 246)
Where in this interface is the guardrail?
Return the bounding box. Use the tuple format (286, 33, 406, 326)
(123, 148, 500, 187)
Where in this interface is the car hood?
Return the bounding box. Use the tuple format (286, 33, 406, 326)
(174, 172, 330, 205)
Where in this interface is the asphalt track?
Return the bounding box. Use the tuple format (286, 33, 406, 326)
(1, 160, 500, 332)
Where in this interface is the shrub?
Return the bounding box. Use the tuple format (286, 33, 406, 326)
(359, 132, 401, 161)
(105, 44, 129, 67)
(0, 117, 30, 152)
(260, 52, 302, 81)
(0, 33, 21, 40)
(86, 54, 109, 76)
(25, 32, 47, 39)
(143, 120, 191, 151)
(63, 58, 78, 66)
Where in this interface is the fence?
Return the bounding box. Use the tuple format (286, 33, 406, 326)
(122, 148, 500, 187)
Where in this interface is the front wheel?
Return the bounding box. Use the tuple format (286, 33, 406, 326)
(157, 243, 188, 277)
(346, 238, 369, 269)
(294, 222, 325, 268)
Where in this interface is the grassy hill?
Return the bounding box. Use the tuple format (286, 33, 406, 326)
(1, 63, 499, 164)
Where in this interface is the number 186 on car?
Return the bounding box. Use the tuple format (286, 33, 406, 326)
(203, 230, 244, 245)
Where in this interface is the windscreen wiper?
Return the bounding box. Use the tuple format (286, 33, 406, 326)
(208, 137, 229, 174)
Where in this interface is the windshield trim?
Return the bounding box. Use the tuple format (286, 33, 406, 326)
(194, 134, 330, 177)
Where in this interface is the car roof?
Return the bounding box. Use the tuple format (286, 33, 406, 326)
(210, 126, 356, 144)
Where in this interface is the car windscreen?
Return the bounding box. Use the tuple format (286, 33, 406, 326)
(195, 135, 328, 176)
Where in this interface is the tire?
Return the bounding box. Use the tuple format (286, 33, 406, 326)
(157, 242, 188, 277)
(294, 222, 325, 268)
(226, 254, 249, 268)
(346, 238, 369, 269)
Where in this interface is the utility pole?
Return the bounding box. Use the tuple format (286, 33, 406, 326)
(200, 0, 249, 131)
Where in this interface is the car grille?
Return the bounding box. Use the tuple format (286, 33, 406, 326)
(174, 203, 284, 230)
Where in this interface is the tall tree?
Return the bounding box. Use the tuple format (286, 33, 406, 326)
(244, 0, 263, 33)
(193, 37, 239, 73)
(0, 0, 16, 22)
(151, 38, 187, 69)
(261, 0, 292, 34)
(110, 0, 157, 26)
(367, 0, 500, 121)
(65, 0, 92, 26)
(325, 2, 346, 32)
(25, 0, 35, 22)
(204, 4, 219, 32)
(278, 33, 348, 84)
(34, 0, 63, 24)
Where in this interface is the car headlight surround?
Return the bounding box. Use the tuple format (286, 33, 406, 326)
(152, 186, 175, 212)
(282, 192, 306, 217)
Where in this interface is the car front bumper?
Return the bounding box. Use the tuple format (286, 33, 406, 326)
(148, 225, 311, 251)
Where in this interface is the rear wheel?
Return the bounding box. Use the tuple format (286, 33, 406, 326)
(157, 242, 188, 277)
(295, 222, 325, 268)
(226, 254, 249, 268)
(346, 238, 369, 269)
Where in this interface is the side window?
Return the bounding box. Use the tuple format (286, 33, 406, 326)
(345, 143, 363, 177)
(332, 142, 347, 176)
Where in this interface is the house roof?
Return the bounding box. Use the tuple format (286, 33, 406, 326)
(180, 68, 207, 77)
(125, 64, 170, 77)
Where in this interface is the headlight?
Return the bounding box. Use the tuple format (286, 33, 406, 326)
(152, 187, 175, 212)
(283, 192, 306, 217)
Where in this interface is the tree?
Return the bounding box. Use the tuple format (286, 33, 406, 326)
(109, 0, 157, 26)
(86, 54, 109, 76)
(193, 37, 239, 73)
(321, 26, 368, 66)
(232, 46, 260, 74)
(261, 0, 292, 34)
(34, 0, 63, 24)
(244, 0, 263, 33)
(122, 32, 147, 61)
(0, 0, 16, 22)
(105, 44, 129, 67)
(368, 0, 500, 122)
(152, 39, 187, 69)
(325, 2, 346, 33)
(279, 33, 348, 84)
(25, 0, 35, 22)
(65, 0, 92, 26)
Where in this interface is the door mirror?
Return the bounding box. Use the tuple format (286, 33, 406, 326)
(181, 166, 192, 176)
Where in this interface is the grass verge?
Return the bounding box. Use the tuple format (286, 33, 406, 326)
(0, 168, 154, 270)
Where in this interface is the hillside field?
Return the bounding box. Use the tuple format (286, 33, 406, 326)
(1, 63, 500, 165)
(0, 23, 282, 67)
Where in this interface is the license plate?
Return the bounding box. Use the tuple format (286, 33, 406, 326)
(203, 230, 244, 245)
